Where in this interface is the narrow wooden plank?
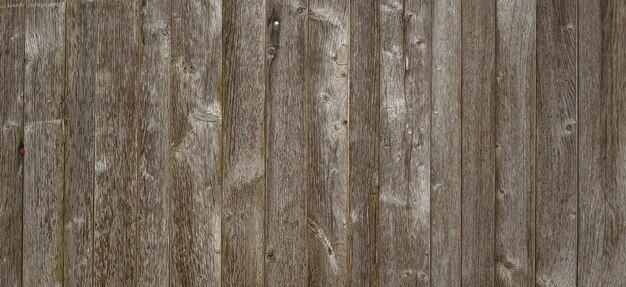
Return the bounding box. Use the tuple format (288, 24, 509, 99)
(22, 2, 65, 286)
(265, 1, 307, 285)
(431, 0, 461, 285)
(170, 0, 222, 285)
(0, 2, 24, 286)
(495, 0, 536, 285)
(222, 0, 265, 285)
(306, 0, 350, 285)
(461, 0, 496, 285)
(578, 0, 626, 285)
(92, 1, 139, 285)
(536, 0, 577, 286)
(137, 0, 171, 285)
(349, 0, 379, 285)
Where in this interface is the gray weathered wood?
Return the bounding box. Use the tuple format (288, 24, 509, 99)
(137, 0, 170, 285)
(265, 1, 308, 286)
(461, 0, 496, 286)
(92, 1, 138, 285)
(170, 0, 222, 286)
(306, 0, 350, 285)
(22, 2, 65, 286)
(431, 0, 461, 285)
(222, 0, 265, 285)
(0, 2, 24, 286)
(495, 0, 536, 286)
(578, 0, 626, 285)
(536, 0, 577, 286)
(349, 0, 379, 285)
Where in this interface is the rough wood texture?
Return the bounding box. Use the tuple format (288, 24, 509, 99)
(222, 0, 265, 286)
(349, 0, 379, 285)
(431, 0, 461, 285)
(169, 0, 221, 286)
(264, 1, 308, 286)
(306, 0, 350, 285)
(578, 0, 626, 285)
(461, 0, 496, 285)
(0, 2, 23, 286)
(495, 0, 536, 286)
(22, 2, 65, 286)
(92, 1, 138, 285)
(137, 0, 170, 285)
(536, 0, 577, 286)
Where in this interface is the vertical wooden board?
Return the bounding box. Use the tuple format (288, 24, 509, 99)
(306, 0, 350, 285)
(22, 2, 65, 286)
(431, 0, 461, 285)
(578, 0, 626, 285)
(222, 0, 265, 286)
(495, 0, 536, 286)
(349, 0, 379, 285)
(265, 1, 307, 285)
(0, 2, 24, 286)
(170, 0, 222, 285)
(461, 0, 496, 286)
(536, 0, 577, 286)
(138, 0, 171, 285)
(92, 1, 138, 285)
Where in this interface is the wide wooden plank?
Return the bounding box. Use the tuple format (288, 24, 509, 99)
(495, 0, 536, 286)
(306, 0, 350, 285)
(578, 0, 626, 285)
(461, 0, 496, 286)
(222, 0, 265, 285)
(137, 0, 171, 285)
(536, 0, 577, 286)
(22, 2, 65, 286)
(170, 0, 222, 285)
(92, 1, 138, 285)
(349, 0, 379, 285)
(265, 1, 308, 285)
(431, 0, 461, 285)
(0, 2, 24, 286)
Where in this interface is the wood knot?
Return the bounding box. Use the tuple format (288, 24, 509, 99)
(18, 144, 25, 157)
(265, 251, 276, 263)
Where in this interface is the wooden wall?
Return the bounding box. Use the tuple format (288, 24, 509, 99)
(1, 0, 625, 286)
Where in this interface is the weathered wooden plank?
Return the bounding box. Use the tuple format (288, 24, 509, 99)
(265, 1, 308, 285)
(222, 0, 265, 285)
(431, 0, 461, 285)
(92, 1, 138, 285)
(495, 0, 536, 286)
(137, 0, 171, 285)
(170, 0, 222, 285)
(0, 2, 24, 286)
(306, 0, 350, 285)
(461, 0, 496, 285)
(22, 2, 65, 286)
(578, 0, 626, 285)
(536, 0, 577, 286)
(349, 0, 379, 285)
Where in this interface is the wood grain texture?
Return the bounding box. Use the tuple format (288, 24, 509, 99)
(264, 1, 308, 286)
(431, 0, 461, 285)
(306, 0, 350, 285)
(0, 2, 24, 286)
(169, 0, 222, 286)
(461, 0, 496, 286)
(536, 0, 577, 286)
(22, 2, 65, 286)
(222, 0, 265, 286)
(92, 1, 138, 285)
(349, 0, 379, 285)
(137, 0, 170, 285)
(495, 0, 536, 286)
(578, 0, 626, 285)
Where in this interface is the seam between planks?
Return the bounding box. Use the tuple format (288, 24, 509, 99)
(134, 0, 144, 284)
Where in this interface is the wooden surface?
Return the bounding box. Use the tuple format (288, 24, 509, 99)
(1, 0, 626, 286)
